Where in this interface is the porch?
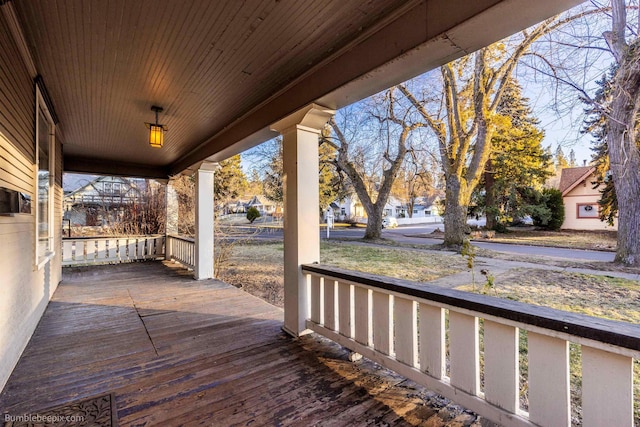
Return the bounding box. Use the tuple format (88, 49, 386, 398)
(0, 261, 481, 426)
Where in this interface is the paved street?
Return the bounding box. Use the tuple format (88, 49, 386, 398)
(224, 223, 616, 262)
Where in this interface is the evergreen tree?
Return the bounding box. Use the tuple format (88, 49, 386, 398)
(555, 145, 569, 170)
(318, 140, 348, 217)
(482, 80, 551, 230)
(583, 66, 620, 226)
(215, 154, 248, 205)
(569, 149, 577, 167)
(263, 138, 284, 204)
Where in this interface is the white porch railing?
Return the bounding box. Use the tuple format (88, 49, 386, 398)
(166, 234, 195, 270)
(62, 235, 165, 266)
(302, 264, 639, 427)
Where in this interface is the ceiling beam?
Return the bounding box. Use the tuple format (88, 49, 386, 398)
(64, 155, 169, 179)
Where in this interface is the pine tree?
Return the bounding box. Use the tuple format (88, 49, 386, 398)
(583, 66, 619, 226)
(215, 154, 248, 204)
(483, 80, 551, 230)
(555, 145, 569, 170)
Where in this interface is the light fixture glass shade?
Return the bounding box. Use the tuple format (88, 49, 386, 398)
(149, 124, 164, 148)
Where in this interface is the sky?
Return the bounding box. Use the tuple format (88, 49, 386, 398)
(242, 1, 622, 174)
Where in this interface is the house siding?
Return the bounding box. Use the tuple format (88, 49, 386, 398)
(0, 13, 62, 392)
(561, 173, 617, 231)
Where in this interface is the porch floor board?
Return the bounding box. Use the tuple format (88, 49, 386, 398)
(0, 261, 484, 426)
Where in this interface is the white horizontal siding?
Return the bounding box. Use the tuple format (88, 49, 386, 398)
(0, 13, 62, 392)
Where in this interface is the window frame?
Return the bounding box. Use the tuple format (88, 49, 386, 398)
(35, 85, 55, 269)
(576, 203, 599, 219)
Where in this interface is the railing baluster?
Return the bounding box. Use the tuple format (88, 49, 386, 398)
(528, 332, 570, 427)
(581, 346, 634, 427)
(449, 310, 479, 395)
(310, 275, 322, 324)
(147, 238, 155, 258)
(394, 297, 417, 367)
(419, 303, 445, 379)
(484, 320, 519, 412)
(137, 238, 145, 259)
(118, 238, 127, 261)
(107, 239, 117, 261)
(75, 240, 85, 263)
(353, 285, 370, 346)
(338, 282, 352, 338)
(372, 291, 392, 355)
(96, 239, 107, 261)
(62, 240, 73, 265)
(127, 239, 136, 261)
(85, 239, 96, 262)
(323, 279, 337, 330)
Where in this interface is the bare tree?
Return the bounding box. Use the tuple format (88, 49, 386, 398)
(327, 89, 423, 239)
(399, 10, 602, 247)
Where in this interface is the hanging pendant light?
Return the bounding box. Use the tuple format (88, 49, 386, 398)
(145, 106, 167, 148)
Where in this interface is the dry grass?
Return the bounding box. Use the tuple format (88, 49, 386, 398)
(458, 268, 640, 322)
(470, 228, 617, 251)
(219, 241, 467, 307)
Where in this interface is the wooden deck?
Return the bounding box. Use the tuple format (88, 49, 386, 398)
(0, 261, 486, 426)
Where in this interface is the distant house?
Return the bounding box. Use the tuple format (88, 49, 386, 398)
(332, 195, 365, 222)
(63, 176, 141, 226)
(411, 194, 442, 218)
(559, 166, 617, 230)
(246, 195, 276, 215)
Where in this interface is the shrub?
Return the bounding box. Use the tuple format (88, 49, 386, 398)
(246, 207, 261, 223)
(531, 188, 565, 231)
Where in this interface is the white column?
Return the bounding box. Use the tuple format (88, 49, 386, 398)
(165, 179, 179, 261)
(195, 162, 217, 280)
(271, 103, 335, 336)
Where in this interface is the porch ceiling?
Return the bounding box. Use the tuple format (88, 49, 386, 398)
(12, 0, 582, 178)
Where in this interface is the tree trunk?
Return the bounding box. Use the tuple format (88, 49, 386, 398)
(605, 2, 640, 266)
(608, 63, 640, 266)
(364, 203, 384, 239)
(443, 177, 470, 247)
(484, 158, 498, 230)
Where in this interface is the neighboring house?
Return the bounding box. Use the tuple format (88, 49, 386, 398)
(333, 195, 366, 222)
(383, 196, 407, 218)
(559, 166, 617, 230)
(246, 195, 276, 215)
(225, 199, 249, 214)
(412, 194, 442, 218)
(63, 176, 141, 226)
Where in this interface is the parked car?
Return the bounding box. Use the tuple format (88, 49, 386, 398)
(381, 217, 398, 228)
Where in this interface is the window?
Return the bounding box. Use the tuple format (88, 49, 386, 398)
(577, 203, 599, 218)
(36, 87, 55, 266)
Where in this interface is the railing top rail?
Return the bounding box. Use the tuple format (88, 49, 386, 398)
(302, 263, 640, 352)
(166, 234, 195, 243)
(62, 234, 164, 240)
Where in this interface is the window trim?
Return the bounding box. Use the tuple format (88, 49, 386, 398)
(35, 85, 55, 270)
(576, 202, 599, 219)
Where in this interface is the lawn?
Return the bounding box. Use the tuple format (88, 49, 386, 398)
(470, 227, 617, 251)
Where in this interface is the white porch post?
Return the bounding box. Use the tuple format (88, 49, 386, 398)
(271, 103, 335, 336)
(195, 162, 217, 280)
(165, 179, 178, 260)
